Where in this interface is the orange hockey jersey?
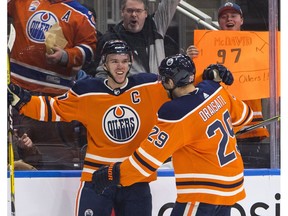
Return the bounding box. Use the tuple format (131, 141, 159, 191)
(119, 80, 253, 205)
(237, 99, 269, 140)
(8, 0, 97, 95)
(19, 73, 169, 182)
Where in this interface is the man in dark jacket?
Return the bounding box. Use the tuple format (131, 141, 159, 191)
(95, 0, 180, 76)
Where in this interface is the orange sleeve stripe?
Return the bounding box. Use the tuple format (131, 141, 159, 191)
(233, 102, 253, 127)
(133, 151, 157, 172)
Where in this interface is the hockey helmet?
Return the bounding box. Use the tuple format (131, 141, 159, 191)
(158, 54, 196, 87)
(101, 40, 133, 63)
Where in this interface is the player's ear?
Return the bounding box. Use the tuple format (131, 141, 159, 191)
(169, 79, 176, 88)
(165, 78, 174, 88)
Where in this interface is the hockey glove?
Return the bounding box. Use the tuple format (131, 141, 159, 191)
(92, 162, 121, 194)
(202, 64, 234, 85)
(8, 83, 31, 111)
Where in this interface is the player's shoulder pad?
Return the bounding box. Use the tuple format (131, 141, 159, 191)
(158, 80, 222, 121)
(196, 80, 221, 94)
(158, 97, 195, 121)
(64, 1, 95, 26)
(71, 77, 106, 95)
(128, 73, 159, 86)
(64, 1, 88, 13)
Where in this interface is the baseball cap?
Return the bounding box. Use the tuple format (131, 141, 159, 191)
(218, 2, 243, 18)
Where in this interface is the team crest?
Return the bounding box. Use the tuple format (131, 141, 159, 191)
(84, 209, 93, 216)
(26, 10, 58, 43)
(103, 105, 140, 144)
(166, 58, 174, 66)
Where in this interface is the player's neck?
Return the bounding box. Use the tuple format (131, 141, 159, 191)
(173, 84, 196, 98)
(106, 78, 128, 90)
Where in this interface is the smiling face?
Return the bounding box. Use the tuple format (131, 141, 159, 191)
(121, 0, 148, 33)
(218, 10, 243, 31)
(104, 53, 131, 89)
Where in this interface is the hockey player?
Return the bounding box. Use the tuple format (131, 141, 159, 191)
(90, 54, 254, 216)
(8, 40, 169, 216)
(8, 42, 235, 215)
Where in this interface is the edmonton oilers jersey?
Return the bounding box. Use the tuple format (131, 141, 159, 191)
(119, 80, 253, 205)
(8, 0, 96, 95)
(20, 73, 170, 182)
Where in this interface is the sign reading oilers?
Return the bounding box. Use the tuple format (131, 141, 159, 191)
(26, 10, 58, 43)
(103, 105, 140, 143)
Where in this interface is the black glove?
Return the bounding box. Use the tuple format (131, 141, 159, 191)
(8, 83, 31, 111)
(92, 162, 121, 194)
(202, 64, 234, 85)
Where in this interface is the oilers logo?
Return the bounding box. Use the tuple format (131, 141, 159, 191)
(103, 105, 140, 144)
(84, 209, 93, 216)
(26, 10, 58, 43)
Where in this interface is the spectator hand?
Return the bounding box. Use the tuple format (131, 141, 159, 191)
(17, 133, 33, 148)
(186, 45, 199, 59)
(14, 160, 37, 170)
(92, 162, 121, 194)
(202, 64, 234, 85)
(45, 46, 68, 66)
(8, 83, 31, 111)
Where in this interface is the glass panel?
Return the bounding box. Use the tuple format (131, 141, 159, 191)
(7, 0, 280, 170)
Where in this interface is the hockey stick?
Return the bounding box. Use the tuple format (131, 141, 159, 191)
(8, 55, 16, 216)
(236, 115, 280, 136)
(8, 23, 16, 216)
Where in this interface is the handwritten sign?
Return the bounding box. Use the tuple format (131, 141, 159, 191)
(193, 30, 280, 100)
